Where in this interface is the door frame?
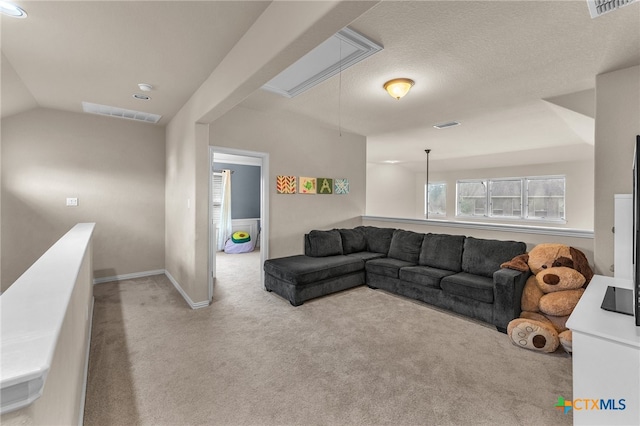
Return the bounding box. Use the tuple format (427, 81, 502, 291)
(208, 146, 269, 301)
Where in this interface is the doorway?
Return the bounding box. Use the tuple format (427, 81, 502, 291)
(209, 146, 269, 302)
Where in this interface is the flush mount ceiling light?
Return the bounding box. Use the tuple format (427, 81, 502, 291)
(0, 1, 27, 18)
(138, 83, 153, 92)
(383, 78, 414, 100)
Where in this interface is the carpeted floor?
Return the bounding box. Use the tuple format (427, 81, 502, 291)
(84, 249, 573, 425)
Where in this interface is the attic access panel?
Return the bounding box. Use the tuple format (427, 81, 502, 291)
(261, 27, 382, 98)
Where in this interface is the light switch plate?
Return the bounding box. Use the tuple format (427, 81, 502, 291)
(66, 198, 78, 207)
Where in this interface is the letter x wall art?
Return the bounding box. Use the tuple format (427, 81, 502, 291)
(276, 176, 349, 195)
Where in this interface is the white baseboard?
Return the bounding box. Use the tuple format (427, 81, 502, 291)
(93, 269, 209, 310)
(93, 269, 165, 284)
(164, 270, 210, 310)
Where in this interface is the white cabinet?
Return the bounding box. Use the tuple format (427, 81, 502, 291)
(566, 275, 640, 425)
(614, 194, 633, 280)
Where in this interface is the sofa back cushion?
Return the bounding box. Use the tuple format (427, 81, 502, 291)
(461, 237, 527, 278)
(337, 228, 367, 254)
(356, 226, 395, 254)
(387, 230, 424, 264)
(305, 230, 343, 257)
(419, 233, 465, 272)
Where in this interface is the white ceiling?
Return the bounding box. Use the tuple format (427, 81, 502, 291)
(2, 1, 639, 173)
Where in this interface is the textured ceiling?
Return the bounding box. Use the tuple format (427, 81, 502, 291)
(1, 1, 271, 125)
(2, 1, 639, 172)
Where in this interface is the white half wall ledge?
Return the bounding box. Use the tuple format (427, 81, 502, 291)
(1, 223, 95, 416)
(362, 216, 594, 239)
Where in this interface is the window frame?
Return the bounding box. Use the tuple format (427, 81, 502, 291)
(424, 181, 447, 217)
(455, 175, 566, 223)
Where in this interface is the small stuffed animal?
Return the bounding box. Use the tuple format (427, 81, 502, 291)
(504, 243, 593, 354)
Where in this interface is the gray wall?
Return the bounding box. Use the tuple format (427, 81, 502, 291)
(213, 162, 260, 219)
(1, 108, 166, 290)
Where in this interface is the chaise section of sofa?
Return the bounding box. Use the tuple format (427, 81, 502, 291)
(264, 229, 368, 306)
(263, 226, 529, 333)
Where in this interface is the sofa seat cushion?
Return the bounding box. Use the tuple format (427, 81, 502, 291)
(346, 251, 386, 261)
(365, 258, 416, 279)
(399, 266, 457, 289)
(264, 255, 363, 286)
(440, 272, 494, 303)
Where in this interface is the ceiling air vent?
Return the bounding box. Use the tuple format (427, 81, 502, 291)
(587, 0, 637, 18)
(433, 121, 460, 130)
(82, 102, 161, 124)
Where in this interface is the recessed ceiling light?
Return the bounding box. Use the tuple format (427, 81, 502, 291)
(0, 1, 27, 18)
(133, 93, 151, 100)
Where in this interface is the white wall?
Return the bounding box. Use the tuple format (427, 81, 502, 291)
(1, 108, 166, 291)
(164, 1, 377, 305)
(594, 65, 640, 275)
(210, 106, 366, 258)
(367, 159, 594, 229)
(366, 163, 418, 218)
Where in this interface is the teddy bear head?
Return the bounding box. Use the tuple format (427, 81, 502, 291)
(527, 243, 593, 284)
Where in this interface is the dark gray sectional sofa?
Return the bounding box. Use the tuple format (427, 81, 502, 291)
(263, 226, 529, 332)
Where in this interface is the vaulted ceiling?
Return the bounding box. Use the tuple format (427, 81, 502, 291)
(2, 1, 639, 172)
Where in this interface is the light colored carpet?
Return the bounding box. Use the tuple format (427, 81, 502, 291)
(84, 250, 573, 425)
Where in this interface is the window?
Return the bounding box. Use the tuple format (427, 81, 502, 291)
(425, 182, 446, 216)
(527, 177, 565, 220)
(456, 176, 565, 222)
(212, 172, 223, 223)
(490, 179, 522, 217)
(457, 181, 487, 216)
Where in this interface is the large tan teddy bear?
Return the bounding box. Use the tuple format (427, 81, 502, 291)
(503, 243, 593, 354)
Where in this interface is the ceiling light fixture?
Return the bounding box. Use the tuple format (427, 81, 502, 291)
(383, 78, 414, 100)
(133, 94, 151, 100)
(0, 1, 27, 18)
(138, 83, 153, 92)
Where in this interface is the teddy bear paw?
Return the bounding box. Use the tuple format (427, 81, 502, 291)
(507, 318, 559, 353)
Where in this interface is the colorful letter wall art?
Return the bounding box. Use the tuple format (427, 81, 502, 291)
(276, 175, 297, 194)
(318, 178, 333, 194)
(276, 176, 349, 195)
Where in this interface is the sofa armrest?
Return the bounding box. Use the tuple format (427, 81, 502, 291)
(492, 268, 530, 332)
